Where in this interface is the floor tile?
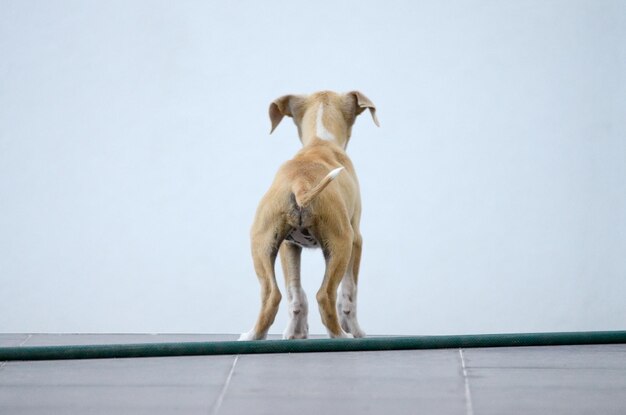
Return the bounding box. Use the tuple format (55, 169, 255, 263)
(0, 334, 31, 348)
(0, 353, 236, 415)
(218, 349, 467, 415)
(463, 345, 626, 415)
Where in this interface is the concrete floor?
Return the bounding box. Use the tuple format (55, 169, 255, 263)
(1, 334, 625, 414)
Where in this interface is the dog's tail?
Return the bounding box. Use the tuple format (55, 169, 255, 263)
(293, 166, 344, 208)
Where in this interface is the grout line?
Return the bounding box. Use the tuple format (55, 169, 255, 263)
(19, 334, 33, 347)
(210, 355, 239, 415)
(0, 334, 33, 370)
(459, 349, 475, 415)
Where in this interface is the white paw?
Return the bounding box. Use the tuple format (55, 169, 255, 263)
(328, 329, 351, 339)
(339, 310, 365, 338)
(282, 313, 309, 339)
(351, 329, 366, 338)
(238, 330, 256, 341)
(283, 326, 308, 340)
(283, 332, 308, 340)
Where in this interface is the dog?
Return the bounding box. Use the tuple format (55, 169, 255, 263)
(239, 90, 379, 340)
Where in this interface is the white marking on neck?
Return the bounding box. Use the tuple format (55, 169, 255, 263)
(316, 103, 335, 141)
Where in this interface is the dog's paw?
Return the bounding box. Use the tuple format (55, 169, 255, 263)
(328, 330, 351, 339)
(238, 330, 256, 341)
(283, 320, 309, 340)
(282, 330, 308, 340)
(350, 329, 366, 338)
(340, 314, 366, 338)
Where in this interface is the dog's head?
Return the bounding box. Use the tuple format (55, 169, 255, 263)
(269, 90, 379, 149)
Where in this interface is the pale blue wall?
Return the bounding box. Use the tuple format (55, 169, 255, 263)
(1, 0, 624, 334)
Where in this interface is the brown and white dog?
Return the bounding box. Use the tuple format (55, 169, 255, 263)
(239, 90, 379, 340)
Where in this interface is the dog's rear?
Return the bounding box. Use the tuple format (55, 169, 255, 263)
(292, 166, 344, 208)
(239, 91, 378, 341)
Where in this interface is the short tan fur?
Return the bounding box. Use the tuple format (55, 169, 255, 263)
(239, 90, 378, 340)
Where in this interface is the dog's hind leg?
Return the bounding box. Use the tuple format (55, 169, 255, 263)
(280, 242, 309, 339)
(239, 220, 287, 341)
(337, 232, 366, 338)
(317, 228, 353, 338)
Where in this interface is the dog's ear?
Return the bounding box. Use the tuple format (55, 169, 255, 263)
(269, 95, 305, 134)
(347, 91, 380, 127)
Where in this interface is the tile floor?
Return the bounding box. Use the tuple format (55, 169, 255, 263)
(1, 334, 625, 414)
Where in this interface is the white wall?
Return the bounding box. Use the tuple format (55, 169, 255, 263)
(1, 0, 624, 335)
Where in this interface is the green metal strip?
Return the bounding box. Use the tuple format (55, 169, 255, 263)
(1, 330, 625, 361)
